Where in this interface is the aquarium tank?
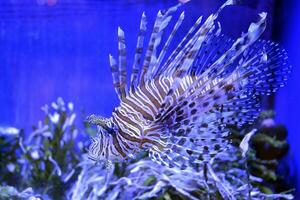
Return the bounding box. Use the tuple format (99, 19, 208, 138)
(0, 0, 299, 199)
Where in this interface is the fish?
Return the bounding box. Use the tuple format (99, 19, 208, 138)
(86, 0, 291, 169)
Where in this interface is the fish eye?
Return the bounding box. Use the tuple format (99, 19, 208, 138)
(106, 120, 112, 128)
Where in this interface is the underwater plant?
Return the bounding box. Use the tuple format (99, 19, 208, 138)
(0, 98, 84, 199)
(68, 144, 293, 200)
(0, 99, 294, 199)
(68, 110, 293, 200)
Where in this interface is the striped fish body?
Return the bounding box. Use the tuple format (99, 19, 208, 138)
(111, 76, 197, 153)
(87, 0, 291, 168)
(89, 75, 201, 162)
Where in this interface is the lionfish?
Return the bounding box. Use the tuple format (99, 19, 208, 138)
(87, 0, 290, 169)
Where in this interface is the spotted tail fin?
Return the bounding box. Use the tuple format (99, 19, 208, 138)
(155, 40, 290, 167)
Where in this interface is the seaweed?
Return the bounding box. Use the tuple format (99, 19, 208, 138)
(0, 98, 84, 199)
(0, 100, 294, 199)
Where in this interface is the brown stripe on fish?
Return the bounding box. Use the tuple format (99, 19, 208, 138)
(112, 134, 126, 157)
(122, 97, 154, 120)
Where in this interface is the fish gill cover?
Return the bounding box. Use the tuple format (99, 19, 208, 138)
(0, 0, 294, 199)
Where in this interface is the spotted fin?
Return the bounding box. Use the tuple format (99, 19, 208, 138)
(152, 37, 291, 165)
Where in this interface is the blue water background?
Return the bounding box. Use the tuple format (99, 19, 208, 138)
(0, 0, 299, 196)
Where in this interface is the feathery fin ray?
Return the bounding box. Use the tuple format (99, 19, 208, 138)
(118, 27, 128, 99)
(90, 1, 291, 172)
(130, 12, 147, 92)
